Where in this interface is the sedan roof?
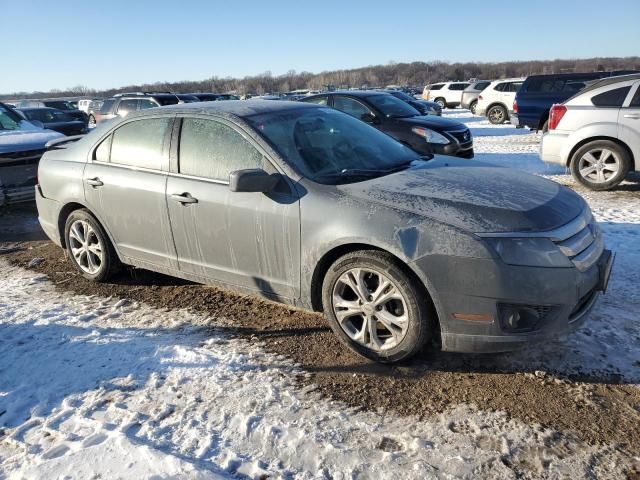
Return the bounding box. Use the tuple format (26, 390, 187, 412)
(142, 99, 322, 118)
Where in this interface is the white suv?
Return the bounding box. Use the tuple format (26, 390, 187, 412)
(422, 82, 469, 108)
(540, 74, 640, 190)
(476, 78, 524, 124)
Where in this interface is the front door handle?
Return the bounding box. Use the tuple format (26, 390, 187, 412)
(623, 114, 640, 119)
(170, 193, 198, 204)
(86, 177, 103, 187)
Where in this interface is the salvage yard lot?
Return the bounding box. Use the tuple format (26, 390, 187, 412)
(1, 111, 639, 479)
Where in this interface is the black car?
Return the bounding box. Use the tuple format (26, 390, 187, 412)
(189, 93, 240, 101)
(175, 94, 201, 103)
(385, 89, 442, 116)
(15, 99, 88, 125)
(17, 107, 87, 136)
(301, 91, 472, 158)
(95, 93, 181, 124)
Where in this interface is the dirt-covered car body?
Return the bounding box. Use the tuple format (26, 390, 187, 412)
(36, 101, 611, 355)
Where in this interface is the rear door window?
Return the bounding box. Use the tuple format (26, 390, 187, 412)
(94, 135, 112, 162)
(630, 86, 640, 107)
(591, 86, 632, 107)
(110, 118, 171, 170)
(333, 96, 371, 118)
(178, 118, 263, 182)
(117, 99, 138, 115)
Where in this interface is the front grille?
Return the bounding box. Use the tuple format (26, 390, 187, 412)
(0, 149, 45, 167)
(550, 210, 603, 272)
(447, 128, 472, 145)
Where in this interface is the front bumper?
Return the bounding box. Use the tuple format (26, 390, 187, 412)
(411, 248, 613, 353)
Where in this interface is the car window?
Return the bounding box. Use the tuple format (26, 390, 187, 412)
(44, 101, 74, 111)
(494, 83, 506, 92)
(99, 99, 115, 113)
(179, 118, 263, 182)
(428, 84, 444, 90)
(631, 87, 640, 107)
(366, 94, 420, 118)
(506, 82, 523, 93)
(94, 135, 112, 162)
(138, 99, 157, 110)
(475, 81, 491, 91)
(591, 86, 632, 107)
(449, 83, 469, 91)
(304, 96, 328, 105)
(110, 118, 170, 170)
(333, 96, 371, 118)
(117, 99, 138, 115)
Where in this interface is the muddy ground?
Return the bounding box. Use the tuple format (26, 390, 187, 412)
(1, 203, 639, 465)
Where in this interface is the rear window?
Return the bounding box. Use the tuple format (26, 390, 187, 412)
(525, 76, 599, 93)
(99, 99, 116, 113)
(591, 86, 631, 107)
(428, 84, 444, 90)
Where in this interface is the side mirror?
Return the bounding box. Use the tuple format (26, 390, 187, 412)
(30, 120, 45, 129)
(360, 112, 377, 124)
(229, 168, 279, 193)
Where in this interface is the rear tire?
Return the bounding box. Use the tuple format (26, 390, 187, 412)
(469, 100, 478, 115)
(88, 115, 96, 128)
(64, 209, 120, 282)
(487, 105, 508, 124)
(322, 250, 434, 363)
(569, 140, 630, 191)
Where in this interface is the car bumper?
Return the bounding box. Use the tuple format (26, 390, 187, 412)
(540, 132, 569, 165)
(431, 142, 474, 159)
(410, 249, 613, 353)
(35, 186, 63, 246)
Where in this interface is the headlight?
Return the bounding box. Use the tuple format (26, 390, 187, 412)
(483, 237, 573, 268)
(411, 127, 450, 144)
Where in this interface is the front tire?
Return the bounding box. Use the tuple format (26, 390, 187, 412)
(322, 250, 433, 363)
(569, 140, 630, 191)
(487, 105, 508, 124)
(434, 97, 446, 109)
(64, 209, 119, 282)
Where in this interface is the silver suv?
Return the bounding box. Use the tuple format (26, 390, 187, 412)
(36, 101, 612, 363)
(540, 74, 640, 190)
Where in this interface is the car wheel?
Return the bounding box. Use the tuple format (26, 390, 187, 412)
(322, 250, 433, 363)
(469, 100, 478, 115)
(88, 115, 96, 128)
(64, 209, 120, 282)
(487, 105, 508, 124)
(570, 140, 630, 191)
(434, 97, 446, 109)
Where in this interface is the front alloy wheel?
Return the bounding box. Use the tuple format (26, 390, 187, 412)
(322, 250, 433, 363)
(332, 268, 409, 352)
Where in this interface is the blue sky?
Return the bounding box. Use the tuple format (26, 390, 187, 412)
(2, 0, 639, 93)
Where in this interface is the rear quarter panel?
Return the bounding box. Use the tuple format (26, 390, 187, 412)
(553, 108, 620, 164)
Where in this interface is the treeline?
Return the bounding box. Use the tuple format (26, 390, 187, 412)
(3, 56, 639, 100)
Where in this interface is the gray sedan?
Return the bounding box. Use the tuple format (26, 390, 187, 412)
(36, 101, 613, 363)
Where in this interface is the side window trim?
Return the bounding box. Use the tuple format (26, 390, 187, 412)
(624, 81, 640, 108)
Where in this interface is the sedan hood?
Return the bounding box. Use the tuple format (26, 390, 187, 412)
(0, 129, 64, 154)
(396, 115, 466, 130)
(339, 157, 585, 233)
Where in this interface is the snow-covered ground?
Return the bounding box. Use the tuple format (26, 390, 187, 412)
(1, 110, 639, 479)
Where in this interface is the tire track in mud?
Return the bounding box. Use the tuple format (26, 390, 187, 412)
(3, 240, 640, 462)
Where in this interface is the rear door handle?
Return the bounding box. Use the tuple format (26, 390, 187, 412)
(86, 177, 103, 187)
(170, 193, 198, 204)
(623, 114, 640, 119)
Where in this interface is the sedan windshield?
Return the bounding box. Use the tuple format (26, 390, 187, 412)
(246, 107, 422, 184)
(0, 105, 42, 131)
(366, 94, 420, 118)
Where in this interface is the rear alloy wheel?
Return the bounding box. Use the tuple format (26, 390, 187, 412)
(469, 100, 478, 115)
(570, 140, 630, 191)
(487, 105, 508, 124)
(88, 115, 96, 128)
(322, 250, 433, 363)
(65, 209, 119, 281)
(434, 97, 446, 109)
